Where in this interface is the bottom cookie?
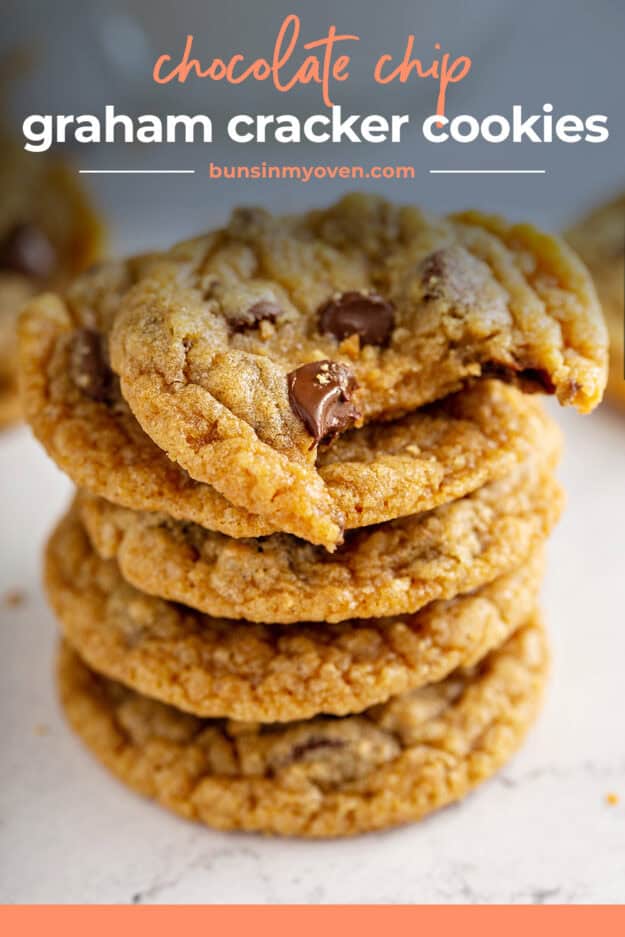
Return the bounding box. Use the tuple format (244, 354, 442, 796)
(57, 616, 548, 837)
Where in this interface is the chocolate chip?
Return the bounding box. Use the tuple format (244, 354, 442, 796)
(230, 300, 281, 333)
(482, 362, 556, 395)
(318, 291, 394, 346)
(420, 247, 475, 305)
(0, 223, 56, 280)
(70, 329, 113, 403)
(518, 368, 556, 394)
(420, 250, 451, 299)
(287, 360, 360, 445)
(289, 738, 346, 762)
(481, 362, 519, 384)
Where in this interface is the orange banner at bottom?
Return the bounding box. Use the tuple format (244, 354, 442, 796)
(1, 905, 625, 936)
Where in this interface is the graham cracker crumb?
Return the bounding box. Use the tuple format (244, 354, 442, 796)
(605, 792, 619, 806)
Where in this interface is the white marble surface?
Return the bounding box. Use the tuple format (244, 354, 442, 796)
(1, 390, 625, 904)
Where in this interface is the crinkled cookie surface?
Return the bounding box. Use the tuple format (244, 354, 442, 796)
(46, 506, 544, 722)
(108, 195, 605, 546)
(80, 436, 563, 623)
(57, 617, 548, 837)
(20, 272, 555, 537)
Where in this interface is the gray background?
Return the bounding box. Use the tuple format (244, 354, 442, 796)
(1, 0, 623, 250)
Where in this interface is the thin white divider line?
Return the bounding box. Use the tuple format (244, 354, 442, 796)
(429, 169, 546, 174)
(78, 169, 196, 174)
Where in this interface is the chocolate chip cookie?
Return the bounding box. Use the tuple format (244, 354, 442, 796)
(20, 273, 557, 539)
(57, 617, 548, 837)
(107, 195, 605, 547)
(0, 134, 103, 426)
(46, 505, 544, 722)
(566, 192, 624, 406)
(79, 433, 563, 624)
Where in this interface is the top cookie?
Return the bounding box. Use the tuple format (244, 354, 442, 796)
(20, 261, 556, 541)
(566, 192, 624, 406)
(0, 134, 103, 426)
(109, 194, 606, 547)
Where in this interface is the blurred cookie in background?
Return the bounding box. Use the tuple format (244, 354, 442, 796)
(566, 193, 625, 407)
(0, 132, 104, 428)
(0, 48, 104, 428)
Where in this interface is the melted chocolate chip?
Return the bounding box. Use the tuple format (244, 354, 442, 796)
(287, 360, 360, 445)
(230, 300, 282, 333)
(0, 223, 56, 280)
(70, 329, 113, 403)
(318, 291, 395, 346)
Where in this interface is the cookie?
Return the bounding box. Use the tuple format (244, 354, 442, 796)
(566, 193, 624, 406)
(46, 506, 544, 721)
(20, 277, 557, 540)
(0, 134, 104, 426)
(108, 194, 605, 547)
(57, 616, 548, 837)
(80, 439, 563, 624)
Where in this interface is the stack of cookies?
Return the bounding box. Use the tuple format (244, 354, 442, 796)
(19, 195, 607, 836)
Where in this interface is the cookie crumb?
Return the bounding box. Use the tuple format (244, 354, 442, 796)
(34, 723, 50, 737)
(3, 589, 26, 608)
(605, 792, 619, 806)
